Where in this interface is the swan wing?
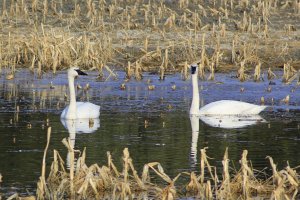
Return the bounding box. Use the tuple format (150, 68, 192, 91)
(76, 102, 100, 119)
(199, 100, 266, 115)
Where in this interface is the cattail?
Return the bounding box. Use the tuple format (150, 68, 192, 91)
(159, 59, 165, 80)
(212, 23, 216, 36)
(224, 7, 228, 19)
(201, 34, 206, 67)
(148, 85, 155, 90)
(134, 61, 142, 81)
(268, 67, 276, 80)
(281, 95, 290, 104)
(264, 24, 269, 38)
(231, 39, 236, 64)
(238, 61, 246, 82)
(180, 12, 187, 26)
(52, 49, 58, 74)
(260, 96, 265, 105)
(156, 45, 162, 59)
(257, 17, 261, 32)
(208, 63, 215, 81)
(216, 35, 220, 52)
(38, 61, 42, 78)
(193, 12, 200, 30)
(247, 16, 252, 32)
(282, 63, 290, 83)
(2, 0, 8, 17)
(243, 43, 247, 60)
(164, 14, 174, 29)
(43, 0, 48, 18)
(120, 83, 126, 90)
(164, 49, 168, 69)
(59, 0, 63, 9)
(126, 61, 132, 80)
(242, 11, 247, 31)
(144, 10, 149, 25)
(151, 12, 156, 27)
(220, 24, 226, 37)
(109, 4, 115, 18)
(158, 7, 162, 19)
(199, 63, 205, 80)
(76, 83, 82, 90)
(74, 4, 81, 17)
(254, 62, 261, 82)
(127, 14, 131, 29)
(182, 61, 188, 81)
(144, 36, 149, 53)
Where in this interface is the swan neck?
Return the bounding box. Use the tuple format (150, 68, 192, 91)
(190, 74, 200, 115)
(68, 75, 77, 118)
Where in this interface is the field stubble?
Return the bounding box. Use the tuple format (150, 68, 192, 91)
(0, 0, 300, 82)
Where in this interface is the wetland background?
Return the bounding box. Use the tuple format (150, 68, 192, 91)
(0, 70, 300, 198)
(0, 0, 300, 199)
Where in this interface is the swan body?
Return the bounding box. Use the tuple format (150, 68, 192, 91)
(61, 67, 100, 119)
(61, 102, 100, 119)
(190, 64, 267, 116)
(198, 100, 266, 115)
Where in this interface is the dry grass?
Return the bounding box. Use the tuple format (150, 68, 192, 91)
(6, 127, 294, 199)
(0, 0, 299, 79)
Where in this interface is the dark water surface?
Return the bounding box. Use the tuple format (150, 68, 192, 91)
(0, 69, 300, 197)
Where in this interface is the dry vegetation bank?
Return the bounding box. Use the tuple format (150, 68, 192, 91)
(0, 0, 300, 80)
(9, 127, 297, 199)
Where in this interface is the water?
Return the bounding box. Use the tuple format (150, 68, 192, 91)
(0, 69, 300, 197)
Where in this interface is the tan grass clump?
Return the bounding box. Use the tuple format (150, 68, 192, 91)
(237, 60, 247, 82)
(0, 0, 300, 76)
(32, 127, 300, 199)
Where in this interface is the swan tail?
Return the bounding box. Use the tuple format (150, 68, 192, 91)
(247, 105, 267, 115)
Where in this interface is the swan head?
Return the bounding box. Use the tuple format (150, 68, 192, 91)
(191, 64, 198, 75)
(68, 67, 87, 78)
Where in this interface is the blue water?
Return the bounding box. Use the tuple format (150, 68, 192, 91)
(0, 69, 299, 198)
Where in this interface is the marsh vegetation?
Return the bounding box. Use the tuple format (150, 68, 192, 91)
(1, 0, 300, 199)
(0, 0, 299, 81)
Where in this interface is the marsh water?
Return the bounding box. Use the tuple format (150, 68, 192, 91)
(0, 69, 300, 197)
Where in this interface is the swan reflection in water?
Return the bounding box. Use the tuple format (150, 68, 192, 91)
(60, 118, 100, 167)
(189, 114, 266, 167)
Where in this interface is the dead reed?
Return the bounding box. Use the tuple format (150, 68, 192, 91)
(0, 0, 299, 79)
(29, 127, 300, 199)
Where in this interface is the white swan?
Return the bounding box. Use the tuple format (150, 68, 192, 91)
(61, 67, 100, 119)
(190, 64, 267, 115)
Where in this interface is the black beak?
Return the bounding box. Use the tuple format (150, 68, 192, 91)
(191, 66, 197, 74)
(75, 69, 88, 76)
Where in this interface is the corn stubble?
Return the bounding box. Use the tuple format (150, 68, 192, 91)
(33, 128, 300, 199)
(0, 0, 299, 81)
